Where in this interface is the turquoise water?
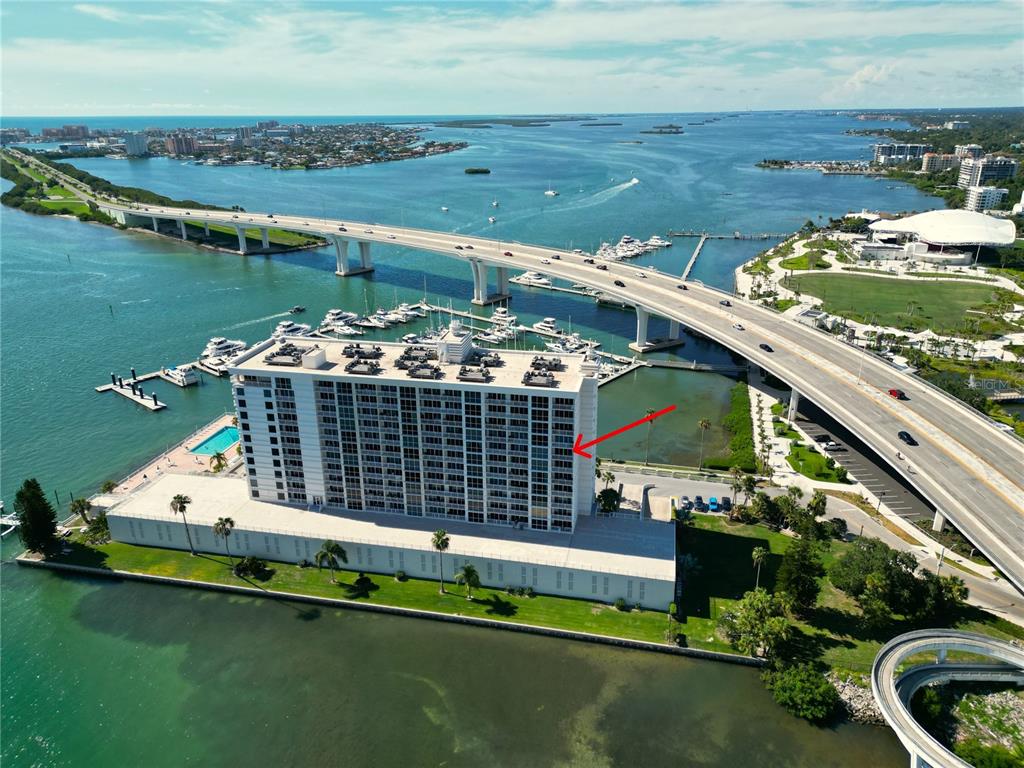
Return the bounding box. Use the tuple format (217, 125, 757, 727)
(0, 112, 936, 766)
(188, 425, 239, 455)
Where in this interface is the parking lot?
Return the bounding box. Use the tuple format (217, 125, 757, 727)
(794, 400, 935, 523)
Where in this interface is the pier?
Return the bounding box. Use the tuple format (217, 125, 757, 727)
(647, 359, 746, 375)
(95, 372, 166, 411)
(681, 234, 708, 279)
(668, 230, 790, 240)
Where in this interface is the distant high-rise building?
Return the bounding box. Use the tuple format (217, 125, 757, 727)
(256, 120, 279, 130)
(872, 143, 931, 165)
(61, 124, 89, 139)
(122, 132, 149, 156)
(954, 144, 984, 159)
(920, 153, 961, 173)
(943, 120, 969, 130)
(957, 155, 1019, 189)
(964, 186, 1008, 212)
(164, 134, 197, 155)
(236, 126, 253, 140)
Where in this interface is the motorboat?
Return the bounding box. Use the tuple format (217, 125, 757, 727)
(397, 303, 427, 319)
(474, 332, 505, 344)
(324, 308, 358, 325)
(272, 321, 313, 338)
(533, 317, 562, 334)
(491, 200, 499, 207)
(161, 366, 200, 387)
(490, 307, 518, 325)
(647, 235, 673, 248)
(331, 324, 365, 336)
(544, 188, 559, 197)
(288, 305, 306, 314)
(377, 309, 407, 325)
(441, 206, 449, 212)
(201, 337, 247, 359)
(354, 315, 388, 329)
(488, 216, 496, 223)
(511, 271, 553, 288)
(400, 333, 421, 344)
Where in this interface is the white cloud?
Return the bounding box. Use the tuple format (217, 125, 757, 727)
(4, 1, 1023, 115)
(73, 4, 123, 22)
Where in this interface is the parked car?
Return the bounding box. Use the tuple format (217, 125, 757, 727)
(898, 430, 917, 446)
(694, 495, 705, 510)
(719, 299, 732, 307)
(759, 343, 773, 352)
(678, 495, 692, 510)
(614, 279, 626, 287)
(824, 441, 842, 451)
(813, 434, 830, 443)
(721, 497, 732, 512)
(888, 389, 907, 400)
(708, 497, 719, 512)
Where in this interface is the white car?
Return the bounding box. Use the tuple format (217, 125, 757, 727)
(635, 271, 647, 278)
(732, 323, 745, 331)
(540, 258, 551, 264)
(387, 234, 396, 240)
(364, 229, 373, 234)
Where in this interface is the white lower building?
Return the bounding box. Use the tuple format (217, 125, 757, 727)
(106, 474, 677, 609)
(964, 186, 1008, 213)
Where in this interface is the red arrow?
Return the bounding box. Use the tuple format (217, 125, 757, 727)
(573, 405, 677, 459)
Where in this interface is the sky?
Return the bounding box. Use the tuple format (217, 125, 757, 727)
(1, 0, 1022, 117)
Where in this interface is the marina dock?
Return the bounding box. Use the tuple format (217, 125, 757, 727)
(681, 234, 708, 279)
(95, 375, 166, 411)
(668, 230, 790, 240)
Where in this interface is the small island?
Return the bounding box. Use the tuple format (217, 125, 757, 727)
(640, 124, 685, 135)
(464, 167, 491, 174)
(580, 122, 623, 127)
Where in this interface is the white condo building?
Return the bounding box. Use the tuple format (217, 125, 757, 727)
(229, 322, 598, 533)
(957, 155, 1019, 189)
(122, 132, 149, 156)
(104, 321, 677, 608)
(964, 186, 1009, 212)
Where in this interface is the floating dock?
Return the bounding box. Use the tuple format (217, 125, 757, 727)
(95, 376, 166, 411)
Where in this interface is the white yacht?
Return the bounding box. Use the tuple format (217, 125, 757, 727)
(272, 321, 313, 339)
(332, 324, 365, 336)
(488, 216, 496, 224)
(161, 366, 200, 387)
(544, 188, 559, 197)
(201, 337, 247, 359)
(376, 308, 407, 325)
(400, 333, 421, 344)
(545, 333, 591, 353)
(533, 317, 562, 334)
(646, 234, 673, 248)
(474, 331, 505, 344)
(491, 200, 499, 208)
(397, 303, 426, 319)
(511, 271, 553, 288)
(354, 315, 388, 329)
(324, 308, 358, 325)
(490, 307, 518, 325)
(441, 206, 449, 212)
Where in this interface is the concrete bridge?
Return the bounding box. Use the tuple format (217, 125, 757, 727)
(872, 629, 1024, 767)
(13, 149, 1024, 595)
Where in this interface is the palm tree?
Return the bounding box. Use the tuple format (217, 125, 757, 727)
(210, 451, 227, 473)
(697, 418, 711, 469)
(455, 562, 481, 600)
(601, 470, 616, 490)
(315, 539, 348, 583)
(741, 474, 758, 507)
(432, 529, 450, 594)
(729, 466, 743, 516)
(752, 546, 768, 589)
(644, 408, 656, 465)
(70, 497, 92, 524)
(169, 494, 195, 555)
(213, 517, 235, 568)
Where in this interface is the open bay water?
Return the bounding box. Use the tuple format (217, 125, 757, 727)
(1, 112, 934, 766)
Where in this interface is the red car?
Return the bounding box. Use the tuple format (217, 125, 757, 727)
(888, 389, 906, 400)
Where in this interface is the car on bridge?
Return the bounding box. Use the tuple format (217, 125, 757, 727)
(677, 284, 687, 290)
(898, 430, 918, 446)
(338, 226, 347, 232)
(597, 264, 609, 271)
(583, 257, 595, 264)
(454, 245, 464, 250)
(614, 279, 625, 287)
(732, 323, 745, 331)
(541, 258, 551, 264)
(503, 250, 514, 257)
(551, 253, 561, 260)
(888, 388, 907, 400)
(759, 343, 773, 352)
(635, 271, 647, 278)
(720, 299, 732, 307)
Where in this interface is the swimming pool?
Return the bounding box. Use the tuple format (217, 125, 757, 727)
(189, 426, 240, 455)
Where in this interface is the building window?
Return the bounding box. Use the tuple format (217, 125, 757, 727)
(639, 582, 645, 602)
(556, 571, 562, 589)
(521, 566, 527, 584)
(567, 572, 574, 592)
(627, 580, 633, 600)
(592, 574, 598, 594)
(603, 576, 609, 596)
(532, 567, 538, 587)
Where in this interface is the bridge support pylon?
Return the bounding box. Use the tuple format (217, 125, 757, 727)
(178, 220, 188, 241)
(333, 237, 373, 277)
(932, 509, 946, 533)
(260, 227, 270, 250)
(204, 222, 210, 236)
(235, 226, 248, 254)
(787, 389, 801, 421)
(628, 307, 651, 353)
(469, 260, 512, 306)
(151, 216, 159, 232)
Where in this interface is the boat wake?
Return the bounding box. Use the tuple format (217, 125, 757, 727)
(218, 311, 290, 331)
(558, 177, 641, 212)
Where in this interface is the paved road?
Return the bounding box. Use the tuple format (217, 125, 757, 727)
(793, 399, 935, 523)
(12, 149, 1024, 595)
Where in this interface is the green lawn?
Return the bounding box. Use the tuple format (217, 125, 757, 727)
(779, 251, 831, 271)
(49, 539, 671, 643)
(782, 273, 1019, 336)
(38, 200, 89, 214)
(786, 444, 849, 483)
(677, 515, 1024, 672)
(188, 221, 322, 248)
(45, 184, 77, 199)
(906, 271, 997, 283)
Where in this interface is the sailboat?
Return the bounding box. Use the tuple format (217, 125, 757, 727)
(544, 181, 559, 197)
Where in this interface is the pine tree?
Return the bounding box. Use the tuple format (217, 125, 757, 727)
(14, 478, 58, 553)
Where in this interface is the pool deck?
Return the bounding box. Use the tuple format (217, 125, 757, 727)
(90, 413, 242, 505)
(190, 425, 240, 455)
